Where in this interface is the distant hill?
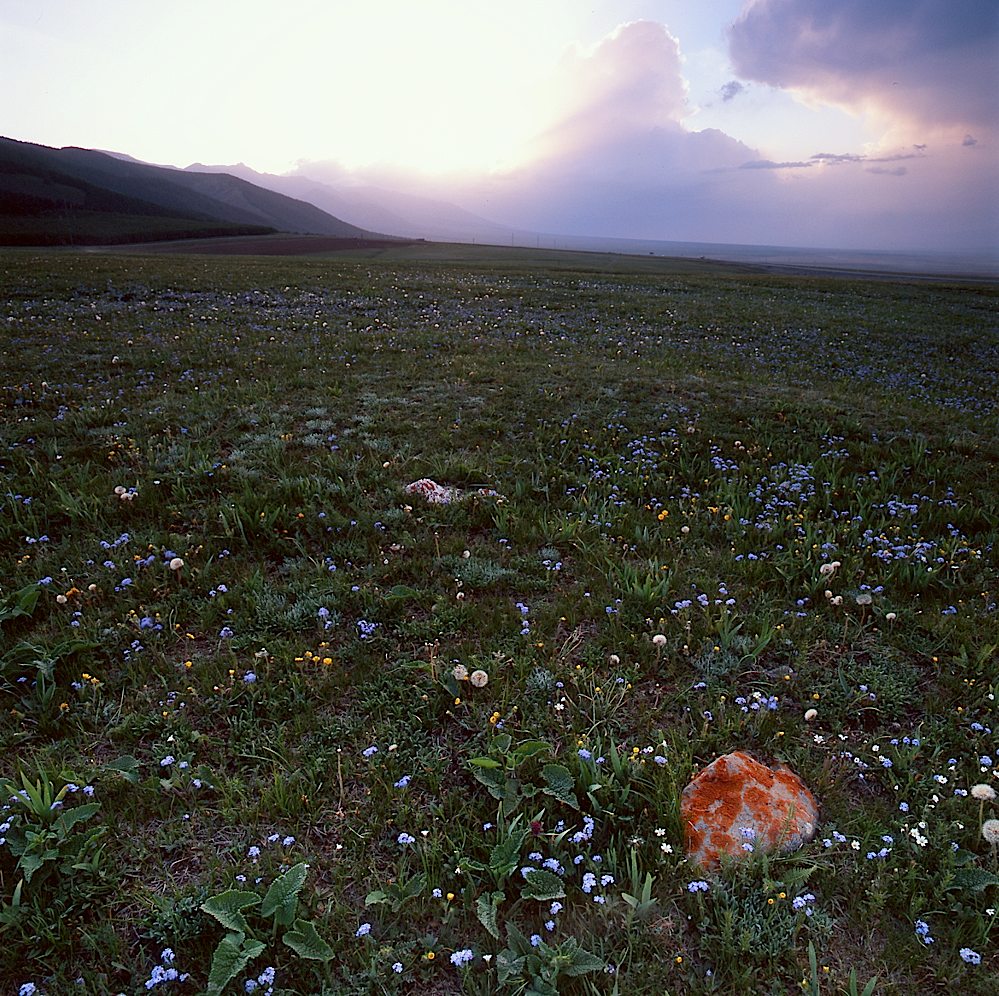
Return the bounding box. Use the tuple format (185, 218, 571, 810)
(0, 136, 386, 246)
(185, 161, 519, 244)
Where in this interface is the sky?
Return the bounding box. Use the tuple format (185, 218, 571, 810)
(2, 0, 997, 251)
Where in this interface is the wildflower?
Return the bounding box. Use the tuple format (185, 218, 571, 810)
(971, 784, 996, 801)
(362, 745, 378, 758)
(282, 836, 295, 846)
(450, 949, 474, 967)
(392, 962, 403, 973)
(398, 832, 416, 845)
(247, 846, 261, 859)
(20, 985, 38, 996)
(959, 948, 981, 965)
(470, 669, 488, 688)
(982, 819, 999, 844)
(652, 634, 667, 648)
(687, 880, 710, 893)
(804, 708, 818, 722)
(243, 672, 257, 684)
(355, 923, 371, 937)
(169, 557, 184, 571)
(914, 919, 934, 945)
(452, 664, 468, 680)
(160, 755, 175, 767)
(394, 775, 411, 788)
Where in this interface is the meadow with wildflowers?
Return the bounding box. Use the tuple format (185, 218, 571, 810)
(1, 248, 997, 994)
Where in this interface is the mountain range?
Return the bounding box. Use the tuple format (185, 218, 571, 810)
(0, 136, 388, 245)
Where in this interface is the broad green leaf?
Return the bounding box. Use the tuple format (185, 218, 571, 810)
(54, 802, 101, 835)
(283, 918, 334, 961)
(206, 935, 265, 995)
(541, 764, 578, 808)
(512, 740, 551, 761)
(496, 948, 526, 984)
(400, 872, 426, 900)
(19, 852, 45, 882)
(521, 868, 566, 902)
(385, 584, 421, 601)
(365, 890, 389, 906)
(104, 755, 141, 784)
(526, 980, 559, 996)
(201, 890, 260, 933)
(469, 756, 503, 769)
(260, 861, 308, 923)
(489, 828, 526, 882)
(563, 945, 605, 976)
(950, 867, 999, 892)
(0, 584, 40, 625)
(472, 766, 507, 799)
(494, 733, 512, 754)
(475, 889, 505, 938)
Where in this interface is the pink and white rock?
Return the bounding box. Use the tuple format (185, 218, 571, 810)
(404, 479, 503, 504)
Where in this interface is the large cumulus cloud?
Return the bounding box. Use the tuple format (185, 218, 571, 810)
(728, 0, 999, 137)
(465, 22, 764, 240)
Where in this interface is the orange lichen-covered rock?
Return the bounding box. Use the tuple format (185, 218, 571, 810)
(680, 751, 819, 869)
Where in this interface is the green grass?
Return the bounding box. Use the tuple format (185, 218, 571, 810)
(1, 249, 997, 994)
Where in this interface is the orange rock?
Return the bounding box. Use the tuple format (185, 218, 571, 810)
(680, 750, 819, 869)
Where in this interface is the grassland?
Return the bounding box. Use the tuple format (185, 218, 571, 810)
(1, 248, 997, 994)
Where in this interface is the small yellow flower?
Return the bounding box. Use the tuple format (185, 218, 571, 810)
(446, 892, 455, 901)
(425, 951, 435, 961)
(59, 702, 69, 711)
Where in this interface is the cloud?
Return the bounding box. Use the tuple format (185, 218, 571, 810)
(963, 134, 979, 147)
(463, 22, 762, 239)
(720, 80, 745, 102)
(727, 0, 999, 138)
(739, 159, 812, 170)
(294, 17, 998, 251)
(736, 149, 924, 171)
(529, 21, 689, 160)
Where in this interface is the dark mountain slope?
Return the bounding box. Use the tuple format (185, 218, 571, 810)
(0, 136, 386, 245)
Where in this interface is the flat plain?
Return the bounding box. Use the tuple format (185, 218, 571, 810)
(1, 247, 997, 994)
